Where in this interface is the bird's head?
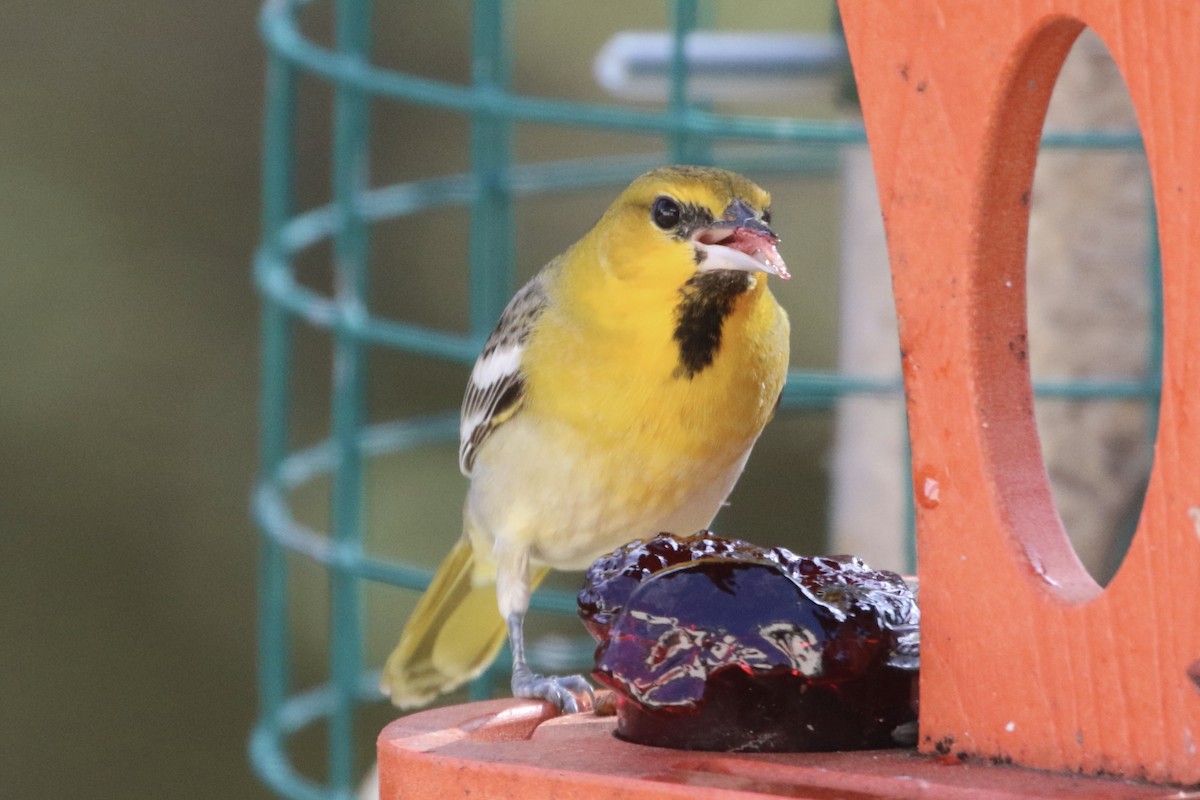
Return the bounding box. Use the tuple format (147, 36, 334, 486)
(588, 165, 790, 290)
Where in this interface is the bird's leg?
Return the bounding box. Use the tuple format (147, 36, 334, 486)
(506, 611, 594, 714)
(495, 543, 593, 713)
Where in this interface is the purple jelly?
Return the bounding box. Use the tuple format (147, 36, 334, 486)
(579, 531, 919, 752)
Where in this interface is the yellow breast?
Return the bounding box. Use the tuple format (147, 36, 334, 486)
(521, 268, 789, 506)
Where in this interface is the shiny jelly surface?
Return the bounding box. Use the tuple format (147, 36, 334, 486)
(579, 532, 919, 752)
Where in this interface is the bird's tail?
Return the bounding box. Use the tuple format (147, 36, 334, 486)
(381, 538, 548, 708)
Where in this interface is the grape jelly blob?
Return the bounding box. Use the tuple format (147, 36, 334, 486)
(578, 531, 919, 752)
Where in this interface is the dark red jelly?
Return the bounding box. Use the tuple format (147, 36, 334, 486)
(579, 532, 919, 752)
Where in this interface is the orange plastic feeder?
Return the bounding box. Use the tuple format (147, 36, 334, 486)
(378, 698, 1187, 799)
(380, 1, 1200, 795)
(842, 0, 1200, 784)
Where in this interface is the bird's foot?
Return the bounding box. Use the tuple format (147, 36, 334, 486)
(511, 667, 594, 714)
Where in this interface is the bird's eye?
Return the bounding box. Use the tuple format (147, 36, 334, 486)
(651, 196, 682, 230)
(761, 208, 772, 224)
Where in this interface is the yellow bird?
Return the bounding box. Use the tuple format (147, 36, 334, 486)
(382, 165, 791, 713)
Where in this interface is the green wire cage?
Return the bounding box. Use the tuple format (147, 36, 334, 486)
(250, 2, 1160, 798)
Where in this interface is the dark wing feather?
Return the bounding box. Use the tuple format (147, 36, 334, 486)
(458, 276, 549, 475)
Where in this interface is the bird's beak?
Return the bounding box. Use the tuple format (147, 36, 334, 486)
(692, 199, 790, 280)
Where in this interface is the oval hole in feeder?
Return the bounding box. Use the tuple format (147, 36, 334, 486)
(1024, 29, 1156, 588)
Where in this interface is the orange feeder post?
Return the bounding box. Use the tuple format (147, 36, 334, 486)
(839, 0, 1200, 784)
(379, 2, 1200, 795)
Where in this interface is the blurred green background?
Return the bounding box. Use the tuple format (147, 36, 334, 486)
(2, 2, 267, 796)
(2, 2, 843, 797)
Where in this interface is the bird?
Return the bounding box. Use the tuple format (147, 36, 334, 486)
(381, 165, 791, 714)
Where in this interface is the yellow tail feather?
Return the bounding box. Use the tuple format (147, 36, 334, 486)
(381, 538, 548, 708)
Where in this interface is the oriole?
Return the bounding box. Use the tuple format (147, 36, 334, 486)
(382, 165, 791, 713)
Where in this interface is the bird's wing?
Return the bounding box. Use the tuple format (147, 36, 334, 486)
(459, 275, 549, 476)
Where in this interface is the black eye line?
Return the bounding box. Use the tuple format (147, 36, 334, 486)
(674, 202, 714, 241)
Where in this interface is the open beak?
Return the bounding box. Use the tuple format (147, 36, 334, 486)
(691, 199, 790, 280)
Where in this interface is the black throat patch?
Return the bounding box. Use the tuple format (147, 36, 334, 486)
(672, 270, 754, 378)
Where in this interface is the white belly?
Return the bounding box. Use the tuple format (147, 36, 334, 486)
(464, 413, 757, 571)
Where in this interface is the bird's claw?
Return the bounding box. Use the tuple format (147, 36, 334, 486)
(512, 668, 594, 714)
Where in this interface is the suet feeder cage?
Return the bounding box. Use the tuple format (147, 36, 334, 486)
(250, 1, 1190, 798)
